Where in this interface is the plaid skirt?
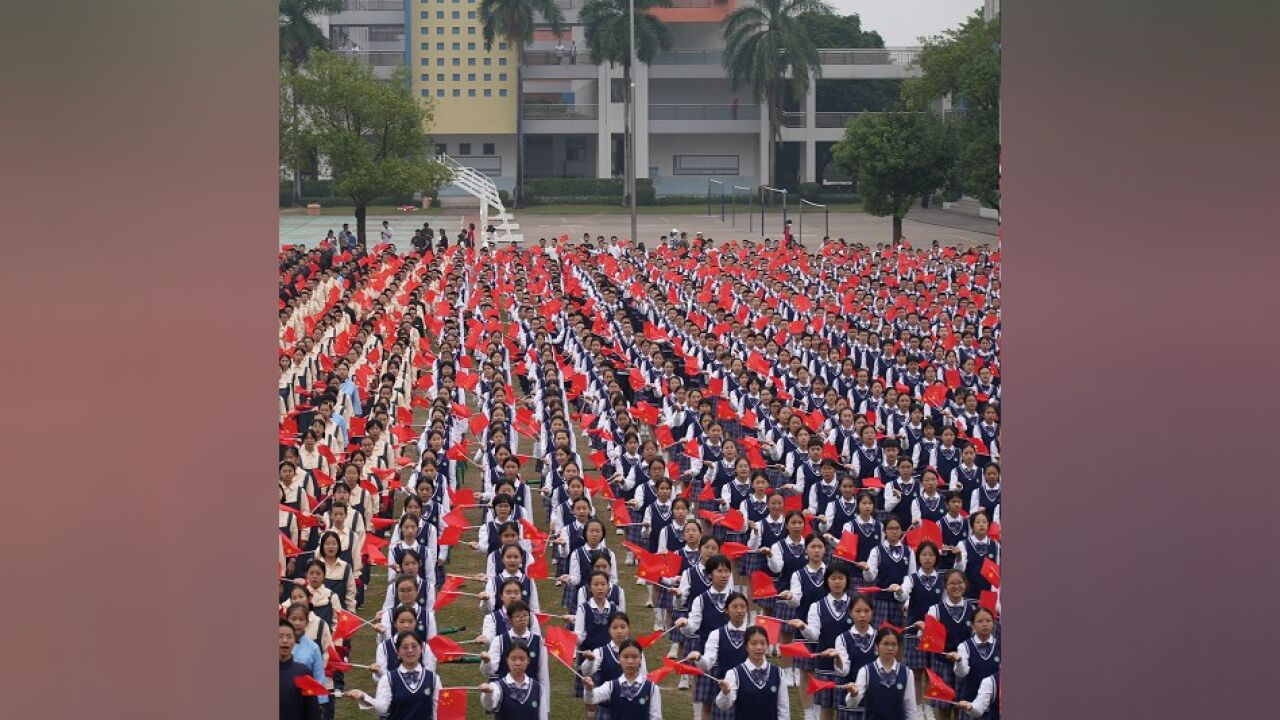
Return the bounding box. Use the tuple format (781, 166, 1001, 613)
(712, 526, 749, 547)
(693, 675, 719, 704)
(929, 655, 957, 690)
(871, 595, 904, 629)
(836, 708, 867, 720)
(737, 549, 765, 577)
(561, 583, 579, 611)
(658, 584, 677, 610)
(709, 701, 736, 720)
(901, 632, 927, 668)
(813, 669, 845, 708)
(625, 523, 647, 548)
(769, 599, 797, 621)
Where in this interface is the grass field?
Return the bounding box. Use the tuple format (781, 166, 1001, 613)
(329, 403, 820, 720)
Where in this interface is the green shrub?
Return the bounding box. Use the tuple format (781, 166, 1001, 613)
(798, 182, 824, 202)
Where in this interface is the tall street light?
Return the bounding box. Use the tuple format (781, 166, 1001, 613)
(628, 0, 637, 248)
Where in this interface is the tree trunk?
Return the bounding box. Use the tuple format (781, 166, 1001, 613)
(892, 214, 903, 243)
(291, 172, 303, 207)
(765, 86, 776, 187)
(355, 204, 368, 247)
(515, 56, 525, 209)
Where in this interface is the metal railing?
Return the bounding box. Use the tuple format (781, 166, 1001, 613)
(818, 47, 921, 66)
(782, 109, 968, 129)
(653, 49, 724, 65)
(523, 49, 593, 66)
(650, 103, 760, 121)
(340, 0, 404, 10)
(336, 50, 404, 68)
(523, 103, 598, 120)
(666, 0, 714, 7)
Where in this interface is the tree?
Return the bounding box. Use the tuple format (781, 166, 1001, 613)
(279, 0, 341, 204)
(280, 63, 315, 208)
(831, 112, 953, 242)
(796, 11, 901, 114)
(901, 11, 1001, 209)
(289, 51, 450, 243)
(721, 0, 830, 187)
(580, 0, 673, 204)
(478, 0, 566, 208)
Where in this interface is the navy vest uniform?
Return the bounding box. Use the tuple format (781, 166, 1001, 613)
(885, 479, 920, 529)
(495, 633, 543, 681)
(974, 485, 1001, 518)
(851, 518, 882, 563)
(952, 464, 982, 499)
(962, 537, 1000, 598)
(873, 543, 910, 594)
(938, 515, 968, 571)
(934, 599, 978, 652)
(959, 636, 1000, 705)
(796, 460, 823, 499)
(795, 565, 828, 622)
(934, 446, 961, 483)
(495, 677, 541, 720)
(379, 638, 404, 675)
(607, 678, 656, 720)
(579, 600, 618, 651)
(914, 492, 946, 525)
(591, 643, 626, 686)
(827, 497, 861, 538)
(387, 666, 436, 720)
(839, 630, 878, 684)
(645, 502, 674, 553)
(861, 662, 910, 720)
(815, 596, 854, 673)
(906, 572, 943, 624)
(488, 609, 512, 639)
(712, 625, 749, 678)
(731, 663, 784, 720)
(695, 590, 730, 642)
(854, 446, 882, 480)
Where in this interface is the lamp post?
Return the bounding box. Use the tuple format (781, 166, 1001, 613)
(627, 0, 638, 247)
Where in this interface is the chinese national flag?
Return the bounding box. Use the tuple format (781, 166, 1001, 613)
(923, 384, 948, 408)
(944, 369, 961, 390)
(348, 417, 367, 437)
(779, 642, 815, 659)
(683, 439, 701, 458)
(632, 401, 659, 426)
(451, 487, 476, 507)
(755, 615, 783, 645)
(589, 450, 607, 469)
(612, 500, 633, 526)
(528, 556, 549, 580)
(988, 521, 1001, 542)
(715, 402, 737, 422)
(312, 468, 334, 489)
(924, 668, 957, 702)
(427, 635, 468, 662)
(325, 658, 353, 674)
(364, 543, 388, 567)
(663, 657, 706, 676)
(805, 673, 835, 695)
(293, 674, 329, 697)
(396, 406, 413, 425)
(720, 509, 747, 533)
(637, 552, 669, 584)
(919, 614, 947, 654)
(747, 352, 771, 377)
(636, 629, 667, 650)
(455, 371, 479, 391)
(333, 609, 364, 641)
(654, 425, 676, 448)
(280, 532, 303, 558)
(905, 520, 943, 550)
(709, 376, 724, 398)
(450, 403, 472, 420)
(783, 494, 803, 513)
(860, 476, 885, 490)
(544, 625, 579, 668)
(468, 413, 490, 436)
(980, 557, 1001, 587)
(750, 571, 778, 599)
(978, 590, 1000, 618)
(804, 410, 826, 433)
(746, 446, 767, 470)
(317, 446, 336, 465)
(438, 688, 467, 720)
(720, 542, 752, 560)
(434, 591, 461, 611)
(438, 524, 465, 547)
(698, 482, 716, 502)
(741, 409, 758, 430)
(833, 532, 859, 562)
(445, 441, 469, 462)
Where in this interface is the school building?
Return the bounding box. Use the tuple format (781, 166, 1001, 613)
(316, 1, 939, 197)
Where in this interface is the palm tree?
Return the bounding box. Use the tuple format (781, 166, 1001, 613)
(579, 0, 672, 204)
(721, 0, 829, 187)
(279, 0, 343, 204)
(479, 0, 566, 208)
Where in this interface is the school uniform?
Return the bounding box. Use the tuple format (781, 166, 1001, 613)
(825, 495, 863, 538)
(352, 663, 439, 719)
(574, 597, 620, 696)
(957, 536, 1001, 599)
(910, 491, 947, 527)
(834, 626, 878, 718)
(955, 634, 1001, 710)
(714, 659, 790, 720)
(895, 570, 943, 667)
(969, 483, 1001, 519)
(844, 660, 923, 720)
(803, 594, 856, 708)
(766, 538, 809, 621)
(685, 588, 732, 703)
(480, 674, 547, 720)
(863, 541, 913, 626)
(882, 478, 921, 530)
(700, 621, 751, 720)
(716, 480, 752, 545)
(927, 597, 978, 689)
(585, 676, 662, 720)
(565, 542, 617, 610)
(938, 514, 970, 571)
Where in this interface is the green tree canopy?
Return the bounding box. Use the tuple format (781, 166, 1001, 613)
(901, 10, 1000, 209)
(279, 0, 343, 70)
(288, 51, 449, 242)
(831, 111, 954, 242)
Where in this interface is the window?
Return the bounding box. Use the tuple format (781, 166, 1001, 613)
(420, 42, 429, 50)
(435, 143, 447, 155)
(468, 89, 476, 97)
(436, 27, 444, 34)
(467, 27, 475, 35)
(467, 42, 475, 50)
(459, 143, 472, 155)
(452, 27, 460, 35)
(421, 74, 429, 81)
(420, 11, 429, 18)
(437, 73, 445, 81)
(483, 57, 491, 66)
(437, 89, 445, 97)
(468, 11, 476, 18)
(369, 26, 403, 42)
(499, 89, 508, 96)
(498, 73, 507, 81)
(498, 57, 507, 66)
(452, 11, 459, 18)
(467, 58, 475, 66)
(499, 42, 508, 50)
(436, 58, 444, 65)
(452, 73, 460, 81)
(436, 42, 445, 50)
(483, 142, 495, 155)
(421, 58, 429, 65)
(483, 73, 491, 81)
(420, 26, 429, 34)
(436, 11, 444, 18)
(453, 89, 461, 96)
(452, 58, 460, 65)
(673, 155, 741, 175)
(483, 89, 492, 97)
(452, 42, 460, 50)
(610, 79, 626, 103)
(467, 73, 476, 81)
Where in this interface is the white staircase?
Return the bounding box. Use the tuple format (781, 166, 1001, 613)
(435, 154, 522, 244)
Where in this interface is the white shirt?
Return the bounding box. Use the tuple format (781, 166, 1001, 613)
(844, 660, 923, 719)
(714, 658, 790, 717)
(357, 663, 438, 716)
(585, 675, 662, 719)
(863, 542, 917, 584)
(962, 675, 997, 717)
(480, 674, 547, 720)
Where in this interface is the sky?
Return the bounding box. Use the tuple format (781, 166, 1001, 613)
(827, 1, 984, 46)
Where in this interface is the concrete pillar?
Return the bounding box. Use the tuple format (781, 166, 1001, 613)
(803, 79, 817, 183)
(596, 64, 610, 178)
(634, 63, 649, 179)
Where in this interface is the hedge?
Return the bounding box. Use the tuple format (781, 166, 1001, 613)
(525, 178, 655, 206)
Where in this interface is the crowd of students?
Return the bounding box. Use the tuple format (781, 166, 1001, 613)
(276, 232, 1002, 720)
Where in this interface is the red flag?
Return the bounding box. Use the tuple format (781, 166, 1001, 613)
(445, 441, 470, 462)
(452, 487, 477, 507)
(451, 402, 473, 420)
(783, 494, 803, 513)
(588, 450, 607, 469)
(317, 446, 336, 464)
(371, 517, 398, 531)
(708, 376, 724, 397)
(519, 517, 547, 542)
(747, 352, 771, 377)
(438, 524, 465, 547)
(348, 417, 366, 437)
(805, 673, 835, 695)
(455, 371, 479, 391)
(924, 667, 957, 702)
(720, 541, 751, 561)
(720, 509, 747, 533)
(682, 439, 701, 458)
(396, 406, 413, 425)
(988, 521, 1001, 542)
(632, 401, 659, 426)
(544, 625, 579, 668)
(750, 571, 778, 599)
(636, 630, 667, 650)
(438, 688, 467, 720)
(663, 657, 706, 676)
(364, 543, 388, 567)
(741, 409, 758, 430)
(755, 615, 783, 645)
(468, 413, 490, 436)
(280, 532, 303, 558)
(779, 642, 815, 659)
(980, 557, 1001, 587)
(919, 614, 947, 654)
(333, 609, 364, 641)
(697, 482, 716, 502)
(646, 664, 675, 684)
(325, 658, 353, 674)
(978, 590, 1000, 618)
(654, 425, 676, 448)
(427, 635, 468, 662)
(612, 500, 633, 526)
(637, 552, 669, 584)
(905, 519, 943, 550)
(833, 532, 859, 562)
(715, 402, 737, 422)
(293, 674, 329, 697)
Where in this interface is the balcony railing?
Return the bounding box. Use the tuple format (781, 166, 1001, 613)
(650, 103, 759, 121)
(653, 50, 723, 65)
(523, 103, 598, 120)
(340, 0, 404, 10)
(523, 49, 595, 66)
(336, 50, 404, 68)
(782, 109, 969, 128)
(818, 47, 921, 66)
(667, 0, 715, 6)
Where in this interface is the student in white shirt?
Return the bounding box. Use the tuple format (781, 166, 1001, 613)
(840, 627, 924, 720)
(713, 626, 791, 719)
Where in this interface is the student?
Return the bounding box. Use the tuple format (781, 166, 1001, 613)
(792, 560, 855, 720)
(820, 475, 862, 541)
(882, 457, 921, 530)
(575, 570, 623, 698)
(582, 639, 663, 720)
(937, 493, 969, 571)
(284, 603, 331, 716)
(479, 643, 548, 720)
(894, 541, 944, 670)
(575, 551, 626, 611)
(482, 600, 551, 714)
(968, 463, 1001, 522)
(763, 510, 813, 623)
(317, 530, 357, 610)
(948, 607, 1000, 715)
(918, 571, 977, 691)
(344, 631, 441, 718)
(296, 559, 342, 629)
(564, 519, 618, 611)
(581, 612, 651, 720)
(686, 591, 752, 720)
(955, 510, 1000, 599)
(742, 487, 785, 593)
(673, 554, 735, 717)
(948, 445, 981, 500)
(848, 492, 883, 564)
(371, 605, 420, 681)
(279, 619, 323, 720)
(712, 626, 791, 720)
(856, 516, 915, 627)
(909, 470, 947, 528)
(840, 627, 924, 720)
(479, 579, 538, 645)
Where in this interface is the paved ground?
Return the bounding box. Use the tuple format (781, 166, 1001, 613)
(281, 208, 997, 250)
